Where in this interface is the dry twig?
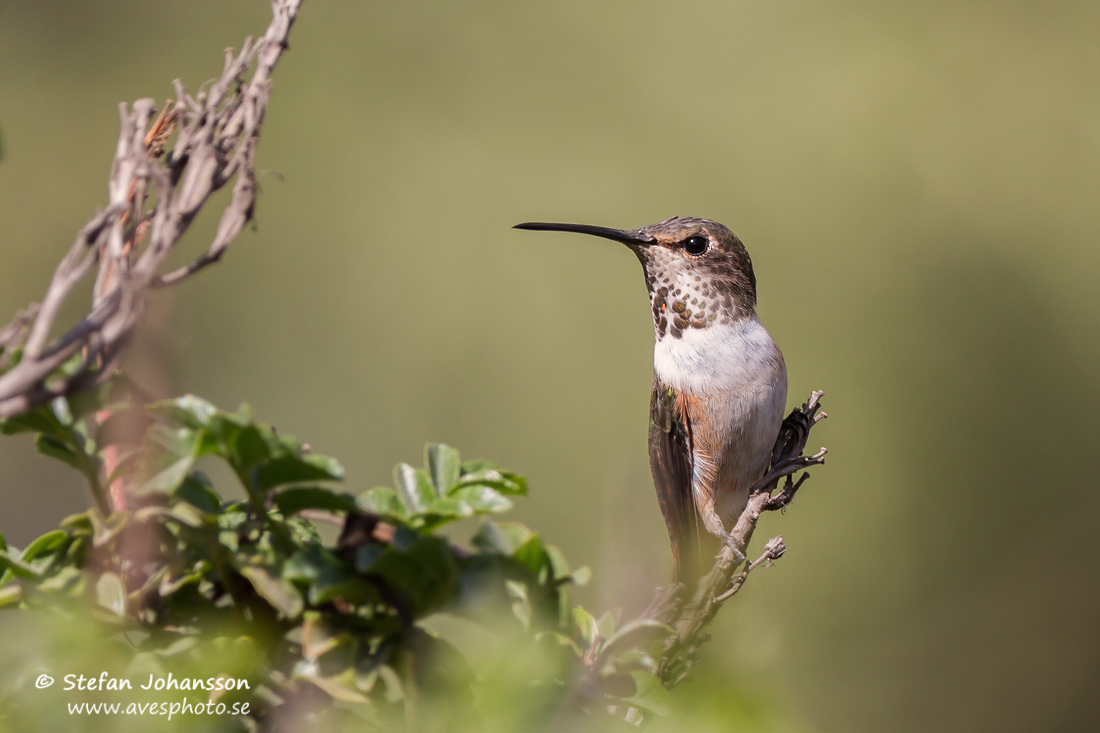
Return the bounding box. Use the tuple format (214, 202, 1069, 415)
(0, 0, 303, 419)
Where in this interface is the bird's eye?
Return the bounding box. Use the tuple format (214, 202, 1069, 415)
(683, 235, 709, 255)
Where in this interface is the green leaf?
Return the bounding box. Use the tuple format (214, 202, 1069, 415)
(423, 497, 471, 521)
(596, 610, 617, 642)
(137, 454, 196, 495)
(145, 422, 200, 458)
(49, 397, 74, 426)
(133, 425, 202, 494)
(90, 514, 127, 548)
(284, 547, 342, 583)
(287, 515, 323, 544)
(150, 395, 243, 461)
(239, 565, 304, 618)
(232, 425, 274, 472)
(617, 670, 672, 716)
(217, 506, 249, 531)
(450, 485, 512, 514)
(95, 573, 126, 616)
(59, 513, 93, 532)
(0, 550, 40, 579)
(416, 486, 514, 532)
(34, 434, 88, 475)
(425, 443, 461, 493)
(21, 530, 68, 561)
(507, 580, 532, 630)
(66, 375, 131, 419)
(165, 503, 205, 528)
(308, 566, 381, 606)
(453, 468, 527, 496)
(393, 463, 435, 513)
(63, 535, 89, 567)
(0, 407, 64, 437)
(38, 566, 84, 595)
(357, 486, 407, 518)
(255, 454, 345, 492)
(274, 487, 357, 516)
(572, 606, 598, 647)
(512, 535, 552, 578)
(567, 566, 592, 586)
(470, 521, 534, 555)
(597, 619, 674, 665)
(173, 473, 221, 514)
(534, 630, 581, 656)
(374, 665, 405, 704)
(235, 402, 254, 424)
(152, 394, 220, 431)
(359, 535, 459, 616)
(159, 568, 206, 597)
(545, 545, 572, 580)
(600, 672, 638, 699)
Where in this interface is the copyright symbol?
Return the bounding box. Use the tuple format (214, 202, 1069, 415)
(35, 674, 54, 689)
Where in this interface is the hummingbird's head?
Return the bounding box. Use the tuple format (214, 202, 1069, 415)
(514, 216, 757, 341)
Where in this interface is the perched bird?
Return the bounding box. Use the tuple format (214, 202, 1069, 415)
(514, 217, 787, 582)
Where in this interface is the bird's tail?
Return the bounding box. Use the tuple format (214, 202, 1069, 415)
(670, 515, 717, 593)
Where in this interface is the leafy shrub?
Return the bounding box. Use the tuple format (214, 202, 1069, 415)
(0, 384, 676, 731)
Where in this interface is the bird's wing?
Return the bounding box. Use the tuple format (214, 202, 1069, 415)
(649, 378, 707, 583)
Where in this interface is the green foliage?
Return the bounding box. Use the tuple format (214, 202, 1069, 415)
(0, 392, 678, 731)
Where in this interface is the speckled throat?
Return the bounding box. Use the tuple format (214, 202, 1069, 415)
(630, 217, 758, 342)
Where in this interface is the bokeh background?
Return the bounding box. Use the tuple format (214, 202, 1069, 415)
(2, 1, 1098, 731)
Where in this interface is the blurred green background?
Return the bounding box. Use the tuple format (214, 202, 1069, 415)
(2, 1, 1098, 731)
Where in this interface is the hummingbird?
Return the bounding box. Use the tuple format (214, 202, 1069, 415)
(514, 217, 787, 583)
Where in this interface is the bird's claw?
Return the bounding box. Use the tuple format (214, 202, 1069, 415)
(719, 532, 746, 565)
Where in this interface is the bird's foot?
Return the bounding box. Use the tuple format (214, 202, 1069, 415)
(718, 532, 746, 566)
(769, 390, 827, 468)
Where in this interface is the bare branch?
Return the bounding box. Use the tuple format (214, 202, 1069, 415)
(714, 535, 786, 603)
(0, 0, 303, 420)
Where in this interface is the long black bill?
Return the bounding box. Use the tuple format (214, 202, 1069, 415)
(513, 221, 656, 246)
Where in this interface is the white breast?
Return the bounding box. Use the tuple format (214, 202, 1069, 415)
(655, 315, 788, 528)
(654, 316, 783, 396)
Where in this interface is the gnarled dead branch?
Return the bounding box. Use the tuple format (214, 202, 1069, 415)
(0, 0, 303, 419)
